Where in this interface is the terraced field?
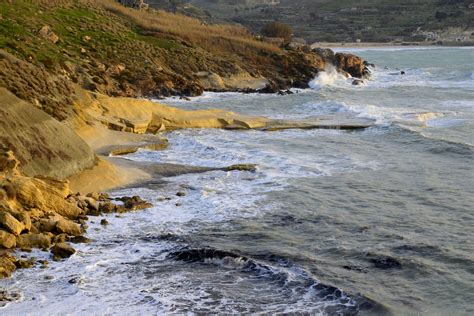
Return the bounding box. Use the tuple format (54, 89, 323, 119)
(171, 0, 474, 43)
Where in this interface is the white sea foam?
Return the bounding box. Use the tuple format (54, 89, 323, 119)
(309, 66, 349, 88)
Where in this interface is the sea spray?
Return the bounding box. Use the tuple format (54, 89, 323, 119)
(309, 66, 347, 89)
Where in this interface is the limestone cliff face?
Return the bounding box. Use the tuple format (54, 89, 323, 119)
(0, 89, 96, 179)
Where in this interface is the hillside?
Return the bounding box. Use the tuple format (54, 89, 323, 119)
(170, 0, 474, 43)
(0, 0, 330, 121)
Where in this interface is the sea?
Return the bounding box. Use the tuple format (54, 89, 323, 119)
(2, 47, 473, 315)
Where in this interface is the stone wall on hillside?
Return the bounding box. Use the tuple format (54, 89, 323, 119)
(118, 0, 148, 9)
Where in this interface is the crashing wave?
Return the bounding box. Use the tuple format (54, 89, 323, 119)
(309, 66, 348, 88)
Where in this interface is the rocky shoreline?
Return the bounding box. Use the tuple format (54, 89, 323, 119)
(0, 146, 154, 278)
(0, 54, 373, 283)
(0, 0, 374, 288)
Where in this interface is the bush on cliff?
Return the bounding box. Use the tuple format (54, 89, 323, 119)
(261, 22, 293, 41)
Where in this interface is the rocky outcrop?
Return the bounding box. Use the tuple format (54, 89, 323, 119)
(0, 148, 154, 278)
(335, 53, 369, 78)
(0, 88, 96, 179)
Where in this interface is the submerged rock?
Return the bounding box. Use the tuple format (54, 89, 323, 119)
(352, 79, 366, 86)
(0, 290, 21, 307)
(369, 256, 402, 270)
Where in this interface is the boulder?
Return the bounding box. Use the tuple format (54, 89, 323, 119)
(0, 230, 16, 248)
(51, 243, 76, 259)
(70, 236, 91, 244)
(86, 192, 100, 200)
(0, 211, 23, 236)
(0, 255, 16, 278)
(38, 25, 59, 44)
(116, 196, 152, 212)
(53, 233, 68, 244)
(16, 233, 52, 249)
(13, 176, 84, 219)
(98, 201, 116, 214)
(55, 218, 82, 236)
(14, 259, 35, 269)
(2, 208, 31, 232)
(36, 218, 57, 233)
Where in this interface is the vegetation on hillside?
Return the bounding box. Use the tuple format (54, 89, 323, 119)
(261, 22, 293, 41)
(1, 0, 321, 121)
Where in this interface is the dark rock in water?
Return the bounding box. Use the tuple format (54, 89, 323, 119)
(401, 71, 406, 75)
(116, 196, 153, 212)
(168, 248, 247, 263)
(99, 201, 116, 214)
(352, 79, 366, 86)
(362, 66, 372, 79)
(369, 256, 402, 269)
(100, 219, 109, 226)
(0, 290, 21, 307)
(222, 164, 257, 172)
(14, 258, 35, 269)
(363, 61, 376, 69)
(343, 265, 368, 273)
(69, 236, 91, 244)
(259, 81, 280, 94)
(277, 89, 294, 96)
(51, 242, 76, 260)
(176, 192, 186, 197)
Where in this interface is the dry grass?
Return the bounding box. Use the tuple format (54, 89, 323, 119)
(27, 0, 280, 62)
(94, 0, 281, 56)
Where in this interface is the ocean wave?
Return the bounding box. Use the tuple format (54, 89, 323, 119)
(166, 247, 387, 314)
(309, 66, 349, 88)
